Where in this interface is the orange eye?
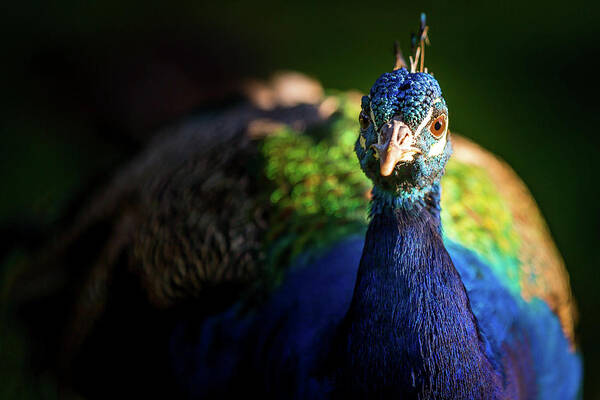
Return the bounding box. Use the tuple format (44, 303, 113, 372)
(359, 111, 371, 130)
(429, 114, 447, 138)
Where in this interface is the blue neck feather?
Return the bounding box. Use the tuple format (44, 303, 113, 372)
(369, 184, 441, 227)
(336, 186, 503, 399)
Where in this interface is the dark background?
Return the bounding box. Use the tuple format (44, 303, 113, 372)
(1, 0, 599, 398)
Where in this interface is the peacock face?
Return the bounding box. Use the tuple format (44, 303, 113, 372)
(355, 68, 452, 195)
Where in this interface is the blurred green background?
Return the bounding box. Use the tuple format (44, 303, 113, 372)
(1, 0, 599, 398)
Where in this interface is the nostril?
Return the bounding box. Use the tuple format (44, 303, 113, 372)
(397, 128, 409, 145)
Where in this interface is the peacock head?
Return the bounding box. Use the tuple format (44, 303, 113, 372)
(355, 68, 451, 197)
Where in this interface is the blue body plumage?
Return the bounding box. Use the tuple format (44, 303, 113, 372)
(171, 211, 580, 398)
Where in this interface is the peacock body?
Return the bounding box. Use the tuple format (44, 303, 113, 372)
(17, 17, 582, 400)
(164, 73, 581, 399)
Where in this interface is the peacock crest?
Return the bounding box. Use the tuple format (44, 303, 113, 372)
(394, 12, 431, 73)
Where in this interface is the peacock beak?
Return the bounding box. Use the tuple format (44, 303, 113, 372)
(370, 117, 422, 176)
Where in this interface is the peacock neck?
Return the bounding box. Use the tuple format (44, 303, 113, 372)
(368, 183, 442, 226)
(336, 185, 503, 399)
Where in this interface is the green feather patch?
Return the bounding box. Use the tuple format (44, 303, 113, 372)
(259, 92, 370, 283)
(441, 159, 522, 295)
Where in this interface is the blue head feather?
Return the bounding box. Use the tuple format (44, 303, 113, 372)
(369, 69, 441, 129)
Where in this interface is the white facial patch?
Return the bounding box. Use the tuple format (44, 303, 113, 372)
(428, 115, 449, 157)
(415, 107, 433, 139)
(369, 101, 378, 132)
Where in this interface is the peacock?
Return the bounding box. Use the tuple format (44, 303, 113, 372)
(14, 14, 581, 399)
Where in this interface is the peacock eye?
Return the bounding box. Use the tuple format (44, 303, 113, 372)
(429, 114, 447, 139)
(359, 111, 371, 130)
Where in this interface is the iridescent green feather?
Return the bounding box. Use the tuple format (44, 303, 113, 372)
(260, 92, 370, 282)
(441, 160, 522, 295)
